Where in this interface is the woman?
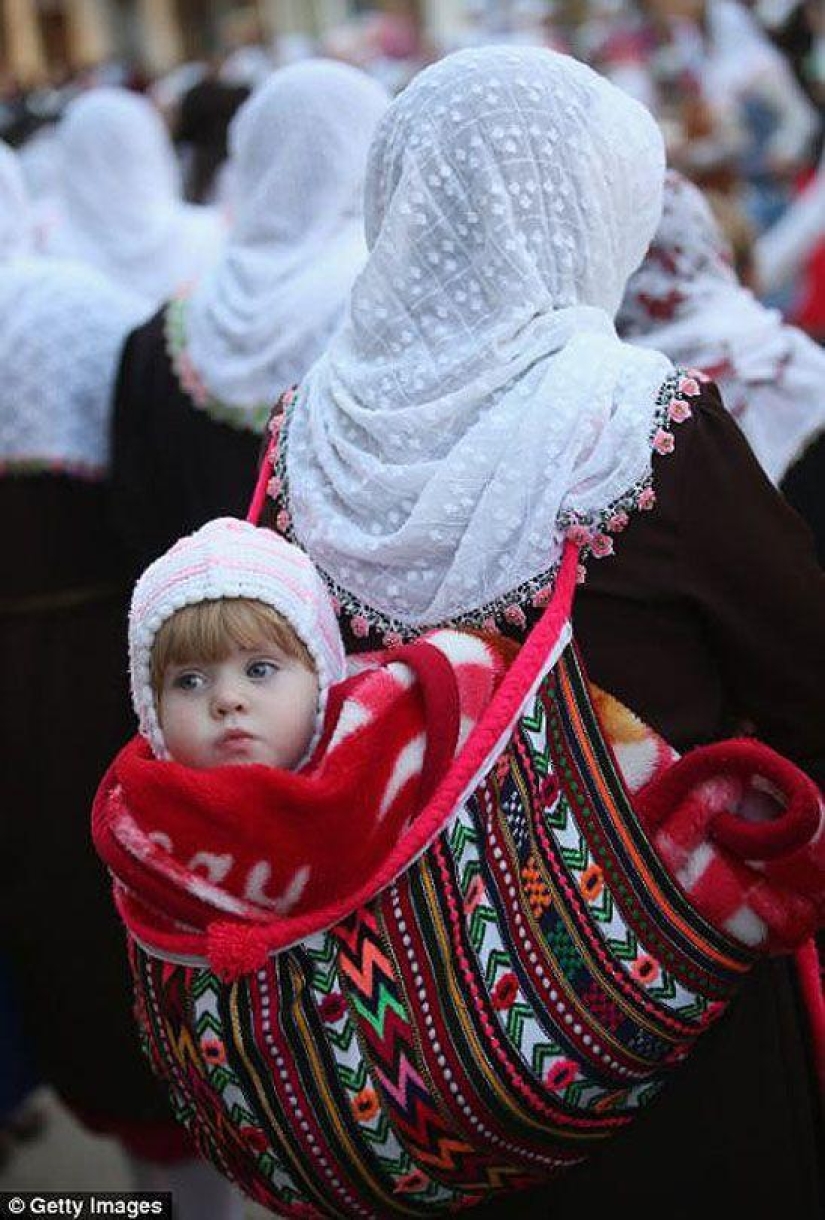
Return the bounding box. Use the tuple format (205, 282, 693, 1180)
(618, 169, 825, 564)
(110, 59, 388, 572)
(261, 47, 824, 1218)
(0, 142, 242, 1218)
(45, 87, 224, 311)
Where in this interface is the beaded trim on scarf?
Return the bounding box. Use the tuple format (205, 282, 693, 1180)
(266, 370, 702, 648)
(164, 295, 271, 435)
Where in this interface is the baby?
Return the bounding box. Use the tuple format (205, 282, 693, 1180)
(129, 517, 346, 772)
(100, 518, 824, 980)
(104, 516, 510, 944)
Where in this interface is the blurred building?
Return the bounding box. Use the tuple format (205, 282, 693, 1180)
(0, 0, 427, 83)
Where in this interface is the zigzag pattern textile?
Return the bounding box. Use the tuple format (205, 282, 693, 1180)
(126, 643, 754, 1217)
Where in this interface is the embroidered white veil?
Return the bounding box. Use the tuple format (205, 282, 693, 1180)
(285, 46, 673, 629)
(617, 171, 825, 484)
(0, 137, 145, 476)
(46, 88, 223, 309)
(0, 140, 34, 258)
(184, 60, 389, 422)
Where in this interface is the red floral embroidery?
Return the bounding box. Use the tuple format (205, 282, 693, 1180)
(630, 954, 660, 986)
(239, 1125, 269, 1154)
(579, 864, 604, 902)
(383, 630, 403, 648)
(318, 993, 347, 1024)
(352, 1088, 380, 1122)
(394, 1168, 429, 1194)
(545, 1058, 578, 1092)
(491, 972, 519, 1010)
(637, 486, 656, 511)
(275, 508, 291, 532)
(199, 1038, 226, 1066)
(678, 375, 700, 397)
(267, 474, 282, 498)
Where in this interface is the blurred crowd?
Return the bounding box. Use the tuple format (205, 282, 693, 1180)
(1, 2, 824, 1216)
(3, 1, 825, 332)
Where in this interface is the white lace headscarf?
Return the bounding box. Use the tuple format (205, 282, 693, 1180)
(0, 259, 145, 477)
(285, 46, 672, 629)
(0, 139, 34, 259)
(184, 60, 389, 427)
(46, 88, 223, 309)
(618, 171, 825, 484)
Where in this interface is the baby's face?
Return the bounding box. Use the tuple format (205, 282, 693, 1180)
(158, 639, 319, 770)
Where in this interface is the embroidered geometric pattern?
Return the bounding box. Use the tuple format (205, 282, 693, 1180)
(127, 643, 754, 1216)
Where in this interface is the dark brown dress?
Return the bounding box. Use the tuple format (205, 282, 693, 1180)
(110, 306, 262, 573)
(263, 380, 825, 1219)
(782, 431, 825, 569)
(0, 475, 185, 1155)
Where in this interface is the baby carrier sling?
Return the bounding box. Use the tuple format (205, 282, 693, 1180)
(93, 457, 825, 1218)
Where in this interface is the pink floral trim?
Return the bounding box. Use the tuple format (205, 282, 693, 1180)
(560, 367, 698, 567)
(265, 369, 697, 643)
(163, 296, 271, 434)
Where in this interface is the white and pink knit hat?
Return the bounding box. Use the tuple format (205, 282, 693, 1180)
(129, 517, 346, 759)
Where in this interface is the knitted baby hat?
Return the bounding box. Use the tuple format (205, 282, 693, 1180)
(129, 517, 346, 760)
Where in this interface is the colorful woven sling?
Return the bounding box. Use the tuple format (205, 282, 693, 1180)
(92, 522, 825, 1218)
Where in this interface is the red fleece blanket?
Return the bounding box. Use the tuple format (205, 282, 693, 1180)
(95, 629, 510, 943)
(94, 636, 825, 973)
(591, 688, 825, 956)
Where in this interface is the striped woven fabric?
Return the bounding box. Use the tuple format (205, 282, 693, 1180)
(122, 631, 756, 1217)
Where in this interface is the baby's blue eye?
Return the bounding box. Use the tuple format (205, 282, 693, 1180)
(247, 660, 277, 681)
(173, 671, 205, 691)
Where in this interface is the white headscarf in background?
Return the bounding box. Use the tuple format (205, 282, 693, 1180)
(704, 0, 817, 164)
(617, 171, 825, 484)
(285, 46, 672, 630)
(46, 88, 224, 308)
(183, 60, 388, 427)
(0, 135, 144, 476)
(0, 140, 34, 259)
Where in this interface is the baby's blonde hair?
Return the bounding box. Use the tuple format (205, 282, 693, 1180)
(150, 597, 315, 700)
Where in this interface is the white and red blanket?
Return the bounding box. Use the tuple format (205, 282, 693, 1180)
(94, 632, 824, 981)
(94, 629, 512, 964)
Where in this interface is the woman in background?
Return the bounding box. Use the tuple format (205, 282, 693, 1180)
(0, 139, 243, 1220)
(45, 88, 224, 312)
(618, 168, 825, 561)
(110, 59, 388, 572)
